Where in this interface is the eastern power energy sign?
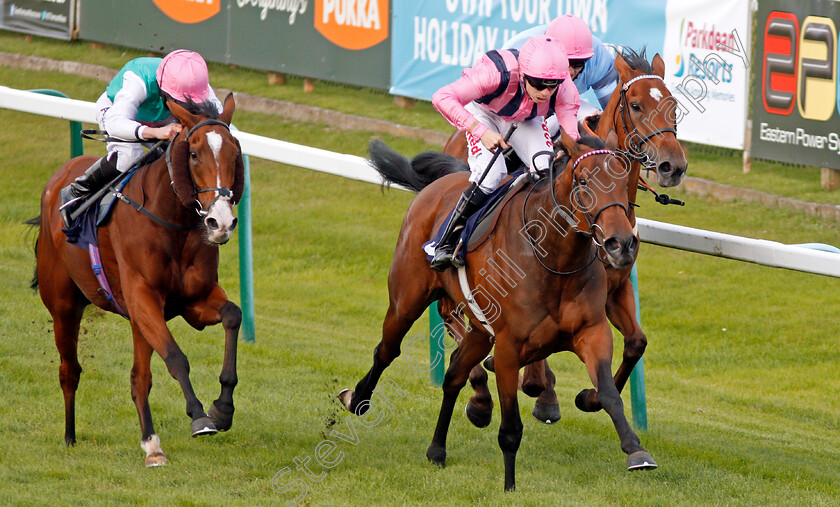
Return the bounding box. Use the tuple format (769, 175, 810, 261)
(752, 0, 840, 168)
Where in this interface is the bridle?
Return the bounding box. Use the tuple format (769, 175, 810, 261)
(166, 119, 235, 218)
(616, 74, 678, 161)
(570, 149, 629, 244)
(522, 148, 629, 275)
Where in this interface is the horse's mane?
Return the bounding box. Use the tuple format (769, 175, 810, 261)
(620, 46, 652, 73)
(163, 92, 220, 119)
(578, 134, 606, 150)
(552, 134, 606, 172)
(179, 98, 220, 119)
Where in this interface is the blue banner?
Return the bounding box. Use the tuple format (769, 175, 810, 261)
(391, 0, 667, 100)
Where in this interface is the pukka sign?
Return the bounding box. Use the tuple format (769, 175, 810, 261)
(314, 0, 388, 50)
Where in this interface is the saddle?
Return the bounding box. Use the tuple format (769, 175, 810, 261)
(63, 168, 139, 250)
(464, 170, 530, 253)
(424, 169, 531, 266)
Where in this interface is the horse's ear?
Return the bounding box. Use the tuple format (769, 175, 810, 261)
(167, 99, 199, 130)
(170, 137, 198, 207)
(605, 130, 619, 151)
(560, 129, 581, 159)
(651, 53, 666, 78)
(219, 93, 235, 126)
(614, 52, 633, 83)
(231, 138, 245, 205)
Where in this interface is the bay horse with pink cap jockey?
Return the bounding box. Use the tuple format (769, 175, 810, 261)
(428, 34, 581, 271)
(59, 49, 225, 227)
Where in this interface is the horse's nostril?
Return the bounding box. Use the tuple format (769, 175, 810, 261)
(604, 237, 620, 253)
(628, 235, 639, 254)
(206, 217, 219, 230)
(658, 161, 673, 175)
(230, 217, 238, 231)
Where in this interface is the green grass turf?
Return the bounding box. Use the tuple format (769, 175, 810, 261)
(1, 63, 840, 505)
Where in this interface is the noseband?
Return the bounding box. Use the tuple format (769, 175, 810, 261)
(617, 74, 678, 161)
(522, 148, 629, 275)
(166, 119, 235, 217)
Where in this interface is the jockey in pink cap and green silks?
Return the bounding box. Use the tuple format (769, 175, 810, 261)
(59, 49, 223, 228)
(429, 35, 580, 270)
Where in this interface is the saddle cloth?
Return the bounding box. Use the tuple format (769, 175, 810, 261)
(423, 168, 529, 266)
(63, 168, 138, 250)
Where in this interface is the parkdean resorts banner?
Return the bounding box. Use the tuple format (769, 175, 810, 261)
(752, 0, 840, 168)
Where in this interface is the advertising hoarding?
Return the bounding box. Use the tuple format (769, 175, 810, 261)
(751, 0, 840, 168)
(78, 0, 390, 89)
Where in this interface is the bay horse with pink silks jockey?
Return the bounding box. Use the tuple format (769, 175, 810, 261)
(445, 47, 688, 425)
(340, 129, 657, 491)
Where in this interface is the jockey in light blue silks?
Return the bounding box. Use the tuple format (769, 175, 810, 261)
(503, 14, 618, 137)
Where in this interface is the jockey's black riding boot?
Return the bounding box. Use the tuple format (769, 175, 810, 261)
(59, 154, 121, 228)
(430, 184, 490, 271)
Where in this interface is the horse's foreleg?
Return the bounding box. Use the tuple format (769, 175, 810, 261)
(494, 340, 523, 492)
(428, 333, 493, 465)
(130, 334, 167, 466)
(183, 286, 241, 432)
(127, 285, 215, 436)
(576, 280, 646, 413)
(340, 301, 422, 415)
(576, 323, 655, 470)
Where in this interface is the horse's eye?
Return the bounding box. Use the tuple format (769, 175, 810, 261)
(189, 151, 197, 160)
(630, 103, 641, 112)
(579, 178, 587, 186)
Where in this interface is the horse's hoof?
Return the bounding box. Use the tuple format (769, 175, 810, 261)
(338, 389, 354, 412)
(426, 445, 446, 466)
(532, 401, 561, 424)
(208, 401, 234, 432)
(465, 402, 492, 428)
(482, 355, 495, 372)
(190, 416, 218, 437)
(574, 388, 602, 412)
(627, 450, 657, 471)
(145, 452, 168, 467)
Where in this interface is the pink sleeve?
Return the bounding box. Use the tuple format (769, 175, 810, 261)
(552, 80, 581, 140)
(432, 55, 502, 139)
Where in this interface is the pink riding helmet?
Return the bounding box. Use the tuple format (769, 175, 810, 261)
(518, 35, 570, 80)
(156, 49, 211, 103)
(546, 14, 595, 59)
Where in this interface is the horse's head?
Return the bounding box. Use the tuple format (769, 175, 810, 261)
(612, 49, 688, 187)
(557, 130, 637, 270)
(167, 93, 244, 245)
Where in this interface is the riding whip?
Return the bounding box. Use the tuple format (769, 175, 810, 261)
(462, 123, 518, 209)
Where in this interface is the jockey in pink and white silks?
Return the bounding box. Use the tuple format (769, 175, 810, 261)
(503, 14, 618, 137)
(59, 49, 224, 228)
(429, 35, 580, 271)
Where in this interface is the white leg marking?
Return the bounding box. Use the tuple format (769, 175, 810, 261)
(141, 434, 168, 467)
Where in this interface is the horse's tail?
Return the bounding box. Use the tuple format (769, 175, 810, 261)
(368, 139, 468, 193)
(24, 216, 40, 291)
